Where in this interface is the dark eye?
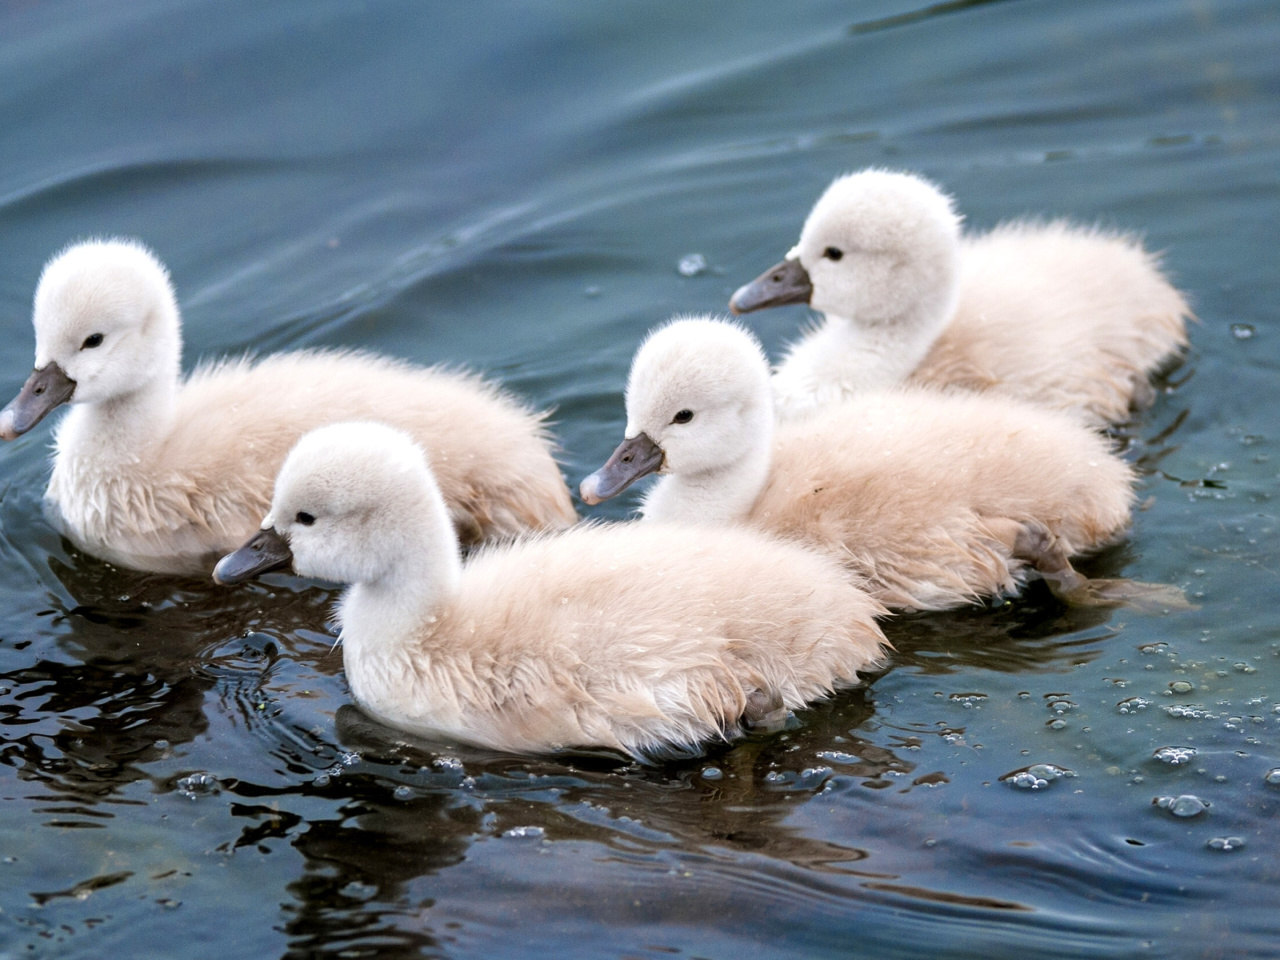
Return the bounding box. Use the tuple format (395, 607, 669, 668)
(822, 247, 843, 262)
(295, 511, 315, 526)
(81, 333, 104, 349)
(672, 409, 694, 424)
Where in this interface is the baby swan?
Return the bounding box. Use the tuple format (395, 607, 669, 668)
(213, 422, 887, 759)
(0, 239, 575, 575)
(730, 169, 1191, 426)
(581, 317, 1183, 613)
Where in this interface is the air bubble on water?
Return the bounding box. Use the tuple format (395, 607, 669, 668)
(433, 756, 464, 772)
(1264, 768, 1280, 785)
(176, 772, 218, 799)
(393, 785, 413, 800)
(1047, 719, 1067, 730)
(1230, 323, 1255, 340)
(339, 751, 360, 767)
(701, 766, 723, 781)
(1118, 697, 1151, 715)
(765, 771, 787, 782)
(1153, 746, 1197, 765)
(1153, 794, 1208, 817)
(817, 751, 861, 765)
(1164, 703, 1212, 719)
(1000, 763, 1075, 789)
(1169, 680, 1195, 694)
(1138, 642, 1167, 655)
(1028, 763, 1074, 780)
(313, 774, 331, 787)
(677, 253, 707, 276)
(1207, 836, 1245, 851)
(503, 825, 546, 839)
(1234, 662, 1257, 674)
(949, 692, 987, 709)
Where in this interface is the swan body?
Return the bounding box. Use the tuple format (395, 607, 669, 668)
(730, 169, 1191, 426)
(0, 239, 575, 574)
(581, 317, 1137, 612)
(214, 422, 888, 760)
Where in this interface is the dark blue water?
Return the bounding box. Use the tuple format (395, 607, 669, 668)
(1, 1, 1278, 957)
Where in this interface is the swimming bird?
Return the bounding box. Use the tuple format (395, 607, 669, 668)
(580, 317, 1181, 613)
(213, 422, 888, 759)
(0, 239, 576, 574)
(729, 169, 1191, 426)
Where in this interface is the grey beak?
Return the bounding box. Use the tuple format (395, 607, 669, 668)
(213, 527, 294, 585)
(579, 433, 665, 505)
(729, 258, 814, 314)
(0, 362, 77, 440)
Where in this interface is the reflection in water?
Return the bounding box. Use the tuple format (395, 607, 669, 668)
(280, 783, 472, 959)
(884, 586, 1116, 677)
(0, 541, 1154, 958)
(248, 686, 977, 958)
(0, 550, 334, 820)
(0, 0, 1273, 937)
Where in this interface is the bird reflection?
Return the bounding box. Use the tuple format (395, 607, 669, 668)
(0, 548, 334, 815)
(884, 580, 1118, 676)
(1, 534, 1142, 957)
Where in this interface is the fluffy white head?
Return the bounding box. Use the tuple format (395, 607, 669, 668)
(625, 316, 773, 477)
(32, 239, 182, 405)
(793, 169, 962, 327)
(264, 421, 462, 590)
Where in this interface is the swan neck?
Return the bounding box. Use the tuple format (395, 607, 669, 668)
(56, 373, 179, 460)
(641, 430, 772, 525)
(335, 512, 463, 656)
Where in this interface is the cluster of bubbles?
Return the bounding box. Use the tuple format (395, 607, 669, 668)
(1153, 794, 1209, 817)
(176, 771, 218, 799)
(1152, 746, 1197, 765)
(817, 750, 862, 765)
(503, 825, 546, 839)
(313, 749, 362, 786)
(1000, 763, 1075, 790)
(1164, 703, 1214, 719)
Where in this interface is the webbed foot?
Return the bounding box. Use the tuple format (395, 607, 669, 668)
(1011, 520, 1194, 612)
(1054, 577, 1197, 612)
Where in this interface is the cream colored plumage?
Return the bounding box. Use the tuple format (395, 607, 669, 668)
(214, 422, 888, 759)
(0, 239, 575, 574)
(730, 169, 1191, 427)
(581, 317, 1166, 613)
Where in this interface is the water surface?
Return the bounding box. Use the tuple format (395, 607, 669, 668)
(1, 1, 1278, 957)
